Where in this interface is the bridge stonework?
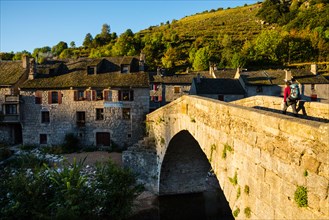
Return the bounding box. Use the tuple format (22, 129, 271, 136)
(123, 95, 329, 219)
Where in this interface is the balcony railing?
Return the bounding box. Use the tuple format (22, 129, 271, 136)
(5, 95, 19, 103)
(0, 114, 20, 123)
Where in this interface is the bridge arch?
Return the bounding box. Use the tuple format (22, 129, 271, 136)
(159, 130, 211, 195)
(124, 95, 329, 219)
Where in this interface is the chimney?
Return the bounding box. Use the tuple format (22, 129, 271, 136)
(22, 55, 29, 69)
(28, 58, 37, 80)
(209, 64, 216, 78)
(311, 64, 318, 75)
(139, 52, 145, 71)
(284, 69, 292, 81)
(197, 73, 201, 83)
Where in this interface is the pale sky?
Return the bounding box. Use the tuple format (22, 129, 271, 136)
(0, 0, 260, 53)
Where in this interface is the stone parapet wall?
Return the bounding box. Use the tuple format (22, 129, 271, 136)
(232, 95, 329, 120)
(141, 95, 328, 219)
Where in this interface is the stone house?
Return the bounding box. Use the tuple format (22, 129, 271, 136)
(149, 70, 212, 111)
(290, 65, 329, 103)
(189, 75, 246, 101)
(0, 56, 30, 144)
(19, 56, 149, 149)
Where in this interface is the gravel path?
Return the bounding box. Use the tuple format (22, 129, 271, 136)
(63, 151, 122, 166)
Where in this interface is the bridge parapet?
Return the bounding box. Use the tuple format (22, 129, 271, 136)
(124, 95, 329, 219)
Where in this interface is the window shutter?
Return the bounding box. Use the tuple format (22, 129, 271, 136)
(48, 91, 52, 104)
(92, 90, 96, 101)
(130, 90, 134, 101)
(118, 90, 122, 101)
(86, 91, 91, 101)
(104, 90, 109, 101)
(74, 91, 78, 101)
(35, 91, 42, 104)
(158, 95, 162, 102)
(58, 92, 62, 104)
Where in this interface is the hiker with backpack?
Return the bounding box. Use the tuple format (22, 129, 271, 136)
(282, 78, 299, 117)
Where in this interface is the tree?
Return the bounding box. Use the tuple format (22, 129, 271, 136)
(111, 29, 136, 56)
(12, 50, 31, 60)
(51, 41, 68, 57)
(0, 52, 14, 60)
(192, 47, 210, 71)
(83, 33, 93, 48)
(70, 41, 76, 48)
(161, 47, 179, 68)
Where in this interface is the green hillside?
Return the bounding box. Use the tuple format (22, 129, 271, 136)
(2, 1, 329, 72)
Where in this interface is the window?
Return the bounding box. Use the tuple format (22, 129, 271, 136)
(122, 108, 131, 120)
(76, 111, 86, 124)
(41, 111, 50, 123)
(96, 90, 103, 100)
(311, 84, 315, 90)
(174, 86, 181, 94)
(121, 65, 129, 73)
(104, 90, 112, 101)
(5, 104, 17, 114)
(35, 91, 42, 104)
(256, 86, 263, 93)
(87, 66, 96, 75)
(152, 83, 159, 91)
(48, 91, 62, 104)
(96, 108, 104, 120)
(78, 90, 84, 100)
(119, 90, 134, 101)
(40, 134, 47, 144)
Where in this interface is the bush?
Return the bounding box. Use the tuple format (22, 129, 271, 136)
(62, 133, 80, 153)
(294, 186, 308, 207)
(0, 158, 143, 219)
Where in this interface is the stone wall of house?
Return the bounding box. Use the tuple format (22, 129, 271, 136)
(164, 85, 190, 103)
(246, 85, 283, 98)
(124, 95, 328, 219)
(0, 88, 11, 113)
(0, 125, 12, 144)
(301, 84, 329, 103)
(200, 94, 245, 102)
(20, 88, 149, 148)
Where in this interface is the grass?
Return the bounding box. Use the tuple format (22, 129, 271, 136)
(294, 186, 308, 207)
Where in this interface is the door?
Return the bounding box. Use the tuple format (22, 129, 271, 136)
(96, 132, 110, 146)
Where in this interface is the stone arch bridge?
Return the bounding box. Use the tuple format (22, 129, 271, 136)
(123, 95, 329, 219)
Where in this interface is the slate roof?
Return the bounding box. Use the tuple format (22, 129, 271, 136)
(213, 69, 237, 79)
(192, 78, 245, 95)
(0, 61, 26, 85)
(20, 57, 149, 89)
(240, 69, 286, 86)
(150, 72, 212, 84)
(291, 69, 329, 84)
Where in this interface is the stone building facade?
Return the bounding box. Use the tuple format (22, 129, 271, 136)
(19, 56, 149, 149)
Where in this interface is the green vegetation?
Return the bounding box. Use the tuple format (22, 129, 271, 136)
(209, 144, 216, 163)
(244, 185, 250, 195)
(190, 118, 196, 123)
(294, 185, 308, 207)
(233, 207, 240, 217)
(0, 155, 142, 219)
(2, 1, 328, 71)
(237, 186, 241, 199)
(222, 143, 233, 159)
(160, 137, 165, 144)
(303, 170, 308, 177)
(229, 171, 238, 186)
(244, 207, 252, 218)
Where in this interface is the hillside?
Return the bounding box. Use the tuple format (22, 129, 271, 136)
(2, 1, 328, 72)
(140, 4, 265, 45)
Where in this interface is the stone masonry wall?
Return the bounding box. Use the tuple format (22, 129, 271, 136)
(137, 95, 328, 219)
(20, 88, 149, 148)
(232, 95, 329, 120)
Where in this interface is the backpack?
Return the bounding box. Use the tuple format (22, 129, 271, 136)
(289, 84, 300, 101)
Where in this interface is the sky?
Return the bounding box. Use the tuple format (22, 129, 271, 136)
(0, 0, 260, 53)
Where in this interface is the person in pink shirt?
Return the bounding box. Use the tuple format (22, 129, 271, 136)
(282, 80, 297, 116)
